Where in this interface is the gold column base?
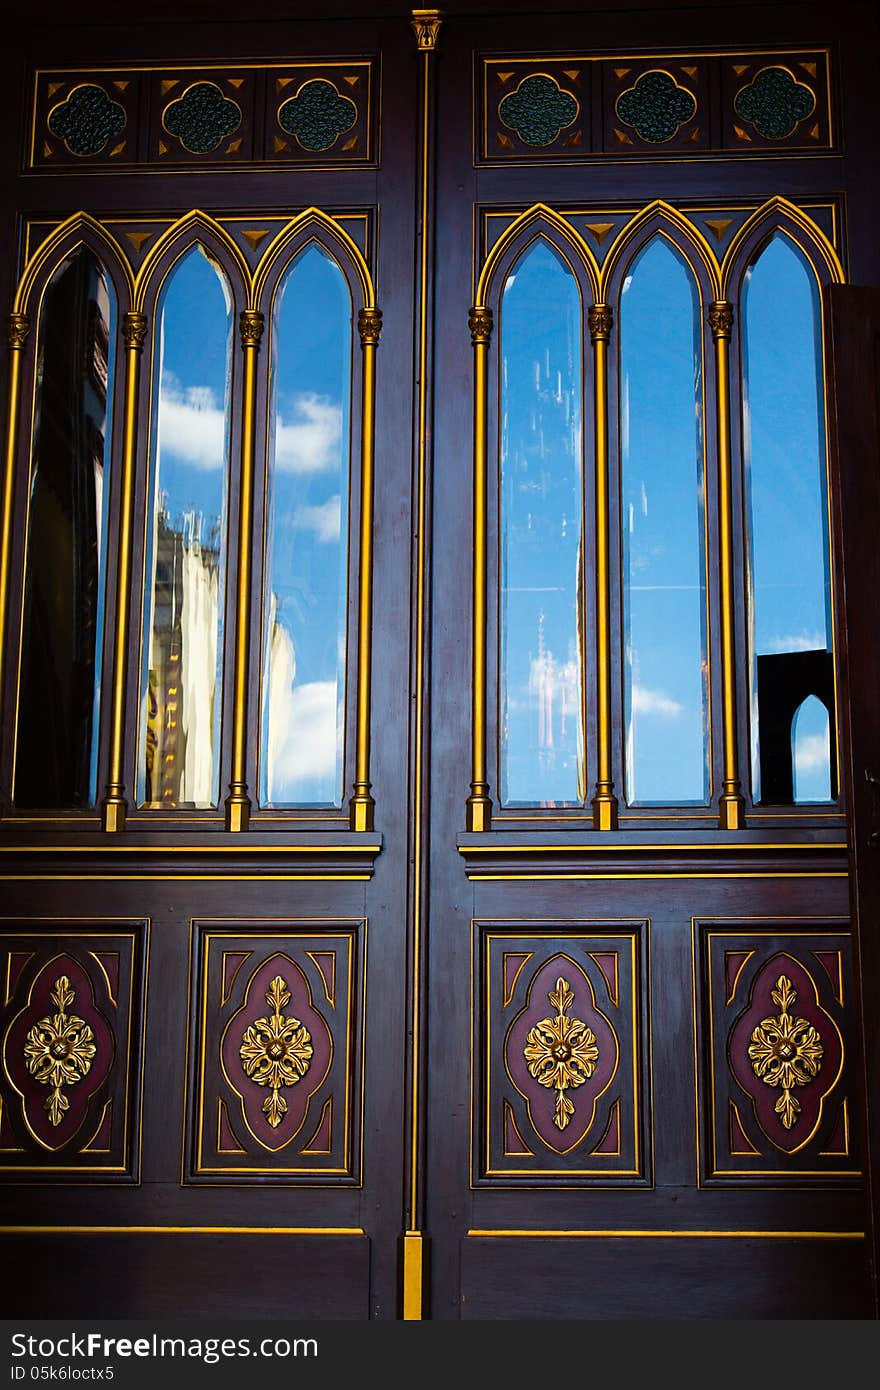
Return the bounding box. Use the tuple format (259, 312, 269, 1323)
(401, 1231, 427, 1320)
(466, 785, 492, 832)
(719, 789, 745, 830)
(591, 788, 618, 831)
(101, 793, 127, 834)
(225, 791, 251, 833)
(349, 787, 375, 832)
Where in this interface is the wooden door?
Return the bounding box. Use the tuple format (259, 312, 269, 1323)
(0, 7, 421, 1322)
(825, 283, 880, 1319)
(420, 2, 875, 1320)
(0, 1, 877, 1322)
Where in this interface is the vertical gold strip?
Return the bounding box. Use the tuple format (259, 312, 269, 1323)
(402, 1231, 427, 1320)
(0, 315, 29, 804)
(102, 311, 147, 832)
(403, 6, 443, 1322)
(589, 304, 618, 830)
(466, 306, 493, 832)
(225, 309, 264, 833)
(348, 308, 382, 832)
(709, 300, 745, 830)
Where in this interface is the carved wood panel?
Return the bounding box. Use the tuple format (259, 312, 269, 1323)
(473, 920, 650, 1183)
(29, 60, 377, 171)
(186, 920, 365, 1183)
(694, 919, 860, 1183)
(477, 49, 833, 163)
(0, 921, 147, 1180)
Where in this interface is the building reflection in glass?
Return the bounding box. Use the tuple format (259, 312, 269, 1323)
(15, 248, 115, 808)
(259, 244, 351, 808)
(139, 245, 232, 809)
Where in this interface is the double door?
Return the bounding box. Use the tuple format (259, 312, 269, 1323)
(0, 2, 876, 1319)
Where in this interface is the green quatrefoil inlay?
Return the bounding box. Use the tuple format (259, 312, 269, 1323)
(734, 67, 816, 140)
(277, 79, 358, 152)
(163, 82, 242, 155)
(615, 70, 697, 144)
(48, 84, 126, 157)
(498, 74, 579, 148)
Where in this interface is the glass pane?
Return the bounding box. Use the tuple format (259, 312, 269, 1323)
(259, 244, 351, 807)
(138, 245, 232, 809)
(14, 248, 116, 808)
(620, 238, 709, 804)
(742, 234, 835, 804)
(499, 239, 584, 807)
(792, 694, 831, 802)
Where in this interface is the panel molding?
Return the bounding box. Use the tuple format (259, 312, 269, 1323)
(185, 919, 366, 1184)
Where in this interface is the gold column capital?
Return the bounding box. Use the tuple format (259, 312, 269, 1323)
(411, 9, 443, 50)
(708, 300, 734, 339)
(122, 311, 148, 350)
(468, 306, 493, 346)
(239, 310, 264, 347)
(358, 307, 383, 346)
(588, 303, 613, 342)
(7, 314, 29, 349)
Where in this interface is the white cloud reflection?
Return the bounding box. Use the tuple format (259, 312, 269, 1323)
(265, 615, 339, 803)
(275, 393, 343, 474)
(794, 732, 829, 773)
(631, 685, 683, 718)
(158, 375, 227, 469)
(764, 631, 828, 654)
(294, 494, 341, 543)
(156, 382, 344, 478)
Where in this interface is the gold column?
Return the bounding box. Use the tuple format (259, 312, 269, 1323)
(401, 6, 443, 1322)
(589, 304, 618, 831)
(466, 305, 492, 832)
(709, 300, 745, 830)
(349, 306, 382, 832)
(225, 309, 263, 833)
(0, 314, 29, 801)
(102, 311, 147, 832)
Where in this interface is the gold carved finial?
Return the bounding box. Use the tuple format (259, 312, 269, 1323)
(411, 9, 443, 51)
(7, 313, 29, 349)
(239, 309, 264, 347)
(708, 300, 734, 339)
(358, 306, 383, 346)
(24, 976, 97, 1128)
(122, 311, 148, 350)
(523, 977, 598, 1132)
(239, 974, 313, 1129)
(588, 304, 613, 341)
(748, 974, 823, 1130)
(468, 306, 493, 346)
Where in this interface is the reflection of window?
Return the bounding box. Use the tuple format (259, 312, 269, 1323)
(742, 234, 836, 804)
(620, 238, 708, 805)
(259, 243, 351, 808)
(14, 247, 116, 808)
(499, 239, 584, 807)
(138, 244, 232, 809)
(792, 693, 832, 803)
